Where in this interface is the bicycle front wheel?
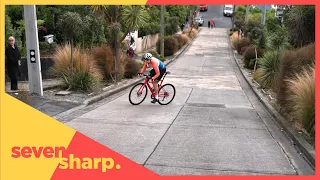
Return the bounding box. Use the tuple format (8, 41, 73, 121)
(129, 83, 148, 105)
(158, 84, 176, 105)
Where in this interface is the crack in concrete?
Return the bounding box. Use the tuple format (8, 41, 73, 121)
(142, 88, 194, 166)
(144, 164, 297, 175)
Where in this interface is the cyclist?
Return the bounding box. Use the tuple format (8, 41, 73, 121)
(139, 53, 166, 103)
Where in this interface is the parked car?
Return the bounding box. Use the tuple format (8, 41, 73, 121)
(199, 4, 208, 11)
(195, 16, 204, 26)
(223, 5, 234, 17)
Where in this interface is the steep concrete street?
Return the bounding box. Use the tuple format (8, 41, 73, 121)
(64, 26, 314, 175)
(58, 5, 314, 175)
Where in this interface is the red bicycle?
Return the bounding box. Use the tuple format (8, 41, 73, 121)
(129, 71, 176, 105)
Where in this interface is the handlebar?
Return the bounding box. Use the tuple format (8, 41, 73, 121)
(138, 73, 149, 77)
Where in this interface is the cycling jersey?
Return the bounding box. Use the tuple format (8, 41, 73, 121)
(157, 58, 166, 71)
(140, 57, 166, 81)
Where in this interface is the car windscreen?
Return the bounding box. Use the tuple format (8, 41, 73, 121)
(224, 7, 233, 10)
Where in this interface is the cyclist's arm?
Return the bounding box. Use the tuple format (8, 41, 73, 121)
(140, 62, 147, 73)
(150, 61, 160, 80)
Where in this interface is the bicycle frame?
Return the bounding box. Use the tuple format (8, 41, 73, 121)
(137, 72, 169, 98)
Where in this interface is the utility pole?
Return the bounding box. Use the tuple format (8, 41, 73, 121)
(261, 4, 267, 25)
(160, 5, 164, 57)
(232, 5, 236, 29)
(245, 5, 249, 22)
(23, 5, 43, 96)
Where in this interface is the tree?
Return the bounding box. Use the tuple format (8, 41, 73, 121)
(92, 5, 150, 82)
(166, 5, 188, 24)
(5, 14, 22, 49)
(233, 5, 246, 30)
(265, 16, 281, 33)
(284, 5, 315, 47)
(243, 19, 263, 40)
(165, 16, 179, 35)
(56, 11, 86, 74)
(269, 26, 287, 52)
(82, 15, 107, 48)
(5, 5, 23, 28)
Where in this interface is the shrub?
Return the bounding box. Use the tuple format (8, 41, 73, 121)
(276, 43, 315, 108)
(258, 29, 267, 48)
(156, 36, 179, 56)
(237, 38, 251, 54)
(267, 26, 288, 51)
(258, 51, 282, 90)
(253, 68, 262, 84)
(287, 66, 315, 136)
(231, 32, 242, 49)
(51, 44, 102, 91)
(124, 58, 140, 78)
(39, 42, 51, 53)
(181, 34, 191, 45)
(172, 34, 184, 49)
(243, 20, 265, 46)
(243, 19, 263, 37)
(231, 38, 239, 50)
(91, 45, 114, 79)
(172, 34, 190, 49)
(183, 27, 198, 39)
(241, 46, 249, 54)
(249, 59, 256, 69)
(242, 46, 264, 69)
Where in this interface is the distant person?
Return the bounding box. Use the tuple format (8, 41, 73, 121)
(5, 36, 21, 91)
(127, 35, 135, 58)
(208, 21, 210, 28)
(180, 24, 184, 31)
(130, 35, 135, 45)
(210, 20, 216, 28)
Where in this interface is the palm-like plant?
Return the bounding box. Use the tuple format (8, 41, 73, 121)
(92, 5, 150, 82)
(259, 51, 282, 90)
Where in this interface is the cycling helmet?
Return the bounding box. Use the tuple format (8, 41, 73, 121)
(143, 53, 152, 61)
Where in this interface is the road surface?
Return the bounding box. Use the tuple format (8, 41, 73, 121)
(61, 5, 314, 175)
(199, 5, 232, 28)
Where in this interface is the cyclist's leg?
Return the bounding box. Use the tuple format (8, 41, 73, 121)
(149, 69, 157, 93)
(150, 68, 165, 95)
(149, 69, 159, 103)
(154, 68, 166, 94)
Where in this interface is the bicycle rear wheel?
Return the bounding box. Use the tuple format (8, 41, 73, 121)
(129, 83, 148, 105)
(158, 84, 176, 105)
